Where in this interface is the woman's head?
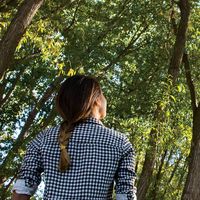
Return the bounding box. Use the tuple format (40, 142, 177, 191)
(56, 75, 106, 172)
(56, 74, 106, 122)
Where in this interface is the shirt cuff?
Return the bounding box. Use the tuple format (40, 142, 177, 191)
(12, 179, 38, 196)
(116, 193, 128, 200)
(116, 193, 137, 200)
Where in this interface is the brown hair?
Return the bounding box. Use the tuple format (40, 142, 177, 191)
(56, 75, 102, 172)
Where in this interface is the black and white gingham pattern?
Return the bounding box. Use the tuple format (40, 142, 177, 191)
(17, 117, 136, 199)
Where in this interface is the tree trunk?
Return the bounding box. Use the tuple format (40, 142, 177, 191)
(151, 150, 168, 200)
(168, 0, 190, 82)
(181, 53, 200, 200)
(0, 0, 44, 80)
(137, 128, 157, 200)
(137, 1, 190, 199)
(181, 107, 200, 200)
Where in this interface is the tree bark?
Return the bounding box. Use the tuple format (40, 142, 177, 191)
(168, 0, 190, 82)
(0, 0, 44, 80)
(181, 53, 200, 200)
(181, 107, 200, 200)
(137, 128, 157, 200)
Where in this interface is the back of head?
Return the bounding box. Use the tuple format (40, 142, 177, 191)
(56, 75, 102, 172)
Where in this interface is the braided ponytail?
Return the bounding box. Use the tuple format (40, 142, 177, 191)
(56, 75, 102, 172)
(58, 121, 74, 172)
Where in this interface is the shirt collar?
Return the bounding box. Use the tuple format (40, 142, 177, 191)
(82, 117, 104, 126)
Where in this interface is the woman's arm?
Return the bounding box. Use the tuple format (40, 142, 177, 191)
(12, 179, 38, 199)
(11, 131, 44, 199)
(12, 191, 31, 200)
(115, 137, 137, 200)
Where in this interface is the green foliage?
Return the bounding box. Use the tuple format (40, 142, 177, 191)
(0, 0, 199, 199)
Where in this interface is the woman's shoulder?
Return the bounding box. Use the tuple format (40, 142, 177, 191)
(102, 126, 131, 148)
(30, 125, 60, 145)
(42, 125, 60, 136)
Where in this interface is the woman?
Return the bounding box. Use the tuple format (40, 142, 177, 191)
(12, 75, 137, 199)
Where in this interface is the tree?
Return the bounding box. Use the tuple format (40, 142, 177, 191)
(0, 0, 44, 80)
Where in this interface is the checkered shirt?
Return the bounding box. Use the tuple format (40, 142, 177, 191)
(16, 117, 136, 199)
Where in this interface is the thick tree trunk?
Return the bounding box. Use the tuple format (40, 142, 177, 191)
(182, 107, 200, 200)
(168, 0, 190, 82)
(137, 1, 190, 199)
(181, 53, 200, 200)
(137, 128, 157, 200)
(0, 0, 44, 80)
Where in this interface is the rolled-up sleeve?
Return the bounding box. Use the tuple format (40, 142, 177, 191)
(115, 137, 137, 200)
(13, 132, 44, 195)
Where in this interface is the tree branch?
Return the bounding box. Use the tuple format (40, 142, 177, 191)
(84, 0, 132, 56)
(0, 0, 44, 80)
(100, 25, 148, 73)
(63, 0, 82, 33)
(0, 68, 24, 108)
(182, 52, 197, 112)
